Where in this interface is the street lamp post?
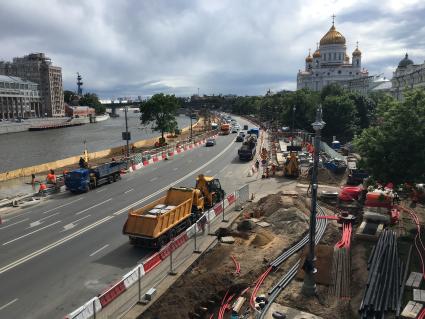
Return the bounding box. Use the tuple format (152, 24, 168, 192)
(189, 104, 193, 142)
(124, 105, 130, 157)
(291, 105, 296, 147)
(302, 105, 325, 297)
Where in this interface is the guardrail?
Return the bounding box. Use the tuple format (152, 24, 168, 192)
(65, 184, 249, 319)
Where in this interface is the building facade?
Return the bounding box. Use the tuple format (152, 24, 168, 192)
(0, 53, 64, 117)
(297, 21, 369, 92)
(0, 75, 41, 119)
(391, 54, 425, 100)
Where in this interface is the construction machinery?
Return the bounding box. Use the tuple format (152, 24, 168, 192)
(283, 152, 299, 178)
(195, 174, 225, 208)
(123, 175, 224, 249)
(238, 136, 257, 161)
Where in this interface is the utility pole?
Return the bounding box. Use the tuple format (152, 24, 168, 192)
(302, 105, 325, 297)
(291, 105, 296, 148)
(190, 104, 193, 141)
(124, 105, 129, 157)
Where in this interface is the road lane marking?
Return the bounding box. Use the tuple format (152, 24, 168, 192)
(149, 177, 158, 182)
(75, 198, 112, 215)
(0, 138, 235, 274)
(0, 218, 29, 230)
(96, 188, 107, 193)
(62, 215, 91, 231)
(124, 188, 134, 194)
(113, 138, 235, 216)
(43, 197, 84, 214)
(29, 212, 60, 228)
(89, 244, 109, 257)
(173, 167, 178, 171)
(4, 210, 33, 221)
(0, 298, 18, 311)
(205, 170, 211, 174)
(3, 221, 62, 246)
(0, 216, 113, 275)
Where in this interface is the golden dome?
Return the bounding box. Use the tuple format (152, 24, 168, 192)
(344, 55, 350, 62)
(353, 47, 362, 56)
(305, 52, 313, 62)
(319, 25, 346, 46)
(313, 48, 321, 58)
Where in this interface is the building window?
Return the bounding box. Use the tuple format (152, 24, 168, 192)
(324, 54, 326, 61)
(327, 72, 330, 75)
(316, 73, 319, 77)
(356, 60, 359, 66)
(349, 72, 352, 75)
(338, 70, 341, 74)
(334, 53, 337, 60)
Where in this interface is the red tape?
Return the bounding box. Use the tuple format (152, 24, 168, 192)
(98, 281, 126, 307)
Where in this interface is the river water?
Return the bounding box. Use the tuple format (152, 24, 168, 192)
(0, 110, 191, 172)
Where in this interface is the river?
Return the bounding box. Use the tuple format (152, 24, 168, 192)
(0, 110, 191, 172)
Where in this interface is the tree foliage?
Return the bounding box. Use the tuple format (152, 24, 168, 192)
(140, 93, 179, 138)
(79, 93, 105, 114)
(354, 89, 425, 184)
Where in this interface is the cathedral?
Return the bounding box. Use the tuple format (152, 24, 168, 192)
(297, 19, 369, 92)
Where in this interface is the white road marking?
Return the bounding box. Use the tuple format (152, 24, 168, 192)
(0, 218, 29, 230)
(43, 197, 83, 214)
(205, 170, 211, 174)
(62, 215, 91, 231)
(0, 215, 113, 275)
(75, 198, 112, 215)
(150, 177, 158, 182)
(29, 212, 60, 228)
(124, 188, 134, 194)
(0, 298, 18, 311)
(3, 221, 62, 246)
(4, 210, 33, 221)
(0, 138, 236, 274)
(173, 167, 178, 171)
(89, 244, 109, 257)
(96, 188, 107, 193)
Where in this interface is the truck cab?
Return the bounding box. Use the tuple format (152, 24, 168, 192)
(196, 175, 225, 208)
(65, 169, 91, 192)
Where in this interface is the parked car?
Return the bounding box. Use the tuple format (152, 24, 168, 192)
(236, 135, 244, 142)
(206, 138, 216, 147)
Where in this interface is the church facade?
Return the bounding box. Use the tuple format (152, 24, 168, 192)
(297, 21, 369, 92)
(391, 53, 425, 100)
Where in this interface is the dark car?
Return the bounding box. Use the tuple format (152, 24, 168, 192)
(235, 135, 244, 142)
(206, 138, 216, 147)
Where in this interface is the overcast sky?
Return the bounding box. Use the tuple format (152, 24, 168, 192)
(1, 0, 424, 98)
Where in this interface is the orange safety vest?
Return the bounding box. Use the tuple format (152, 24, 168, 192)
(39, 183, 47, 192)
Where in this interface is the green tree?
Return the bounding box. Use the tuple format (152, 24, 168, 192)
(321, 95, 358, 142)
(354, 89, 425, 184)
(79, 93, 105, 114)
(64, 90, 75, 103)
(140, 93, 179, 139)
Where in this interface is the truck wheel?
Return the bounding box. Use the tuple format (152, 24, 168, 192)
(107, 176, 112, 184)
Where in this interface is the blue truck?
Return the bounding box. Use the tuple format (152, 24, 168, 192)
(65, 161, 126, 193)
(248, 127, 259, 137)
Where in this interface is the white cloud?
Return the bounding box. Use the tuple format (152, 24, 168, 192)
(0, 0, 424, 97)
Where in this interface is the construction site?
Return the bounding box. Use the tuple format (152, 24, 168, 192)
(136, 125, 425, 319)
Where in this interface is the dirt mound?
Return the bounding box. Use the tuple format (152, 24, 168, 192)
(237, 219, 255, 231)
(244, 193, 295, 218)
(250, 231, 273, 247)
(266, 207, 309, 236)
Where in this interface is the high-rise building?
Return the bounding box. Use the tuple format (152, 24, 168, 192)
(0, 53, 64, 117)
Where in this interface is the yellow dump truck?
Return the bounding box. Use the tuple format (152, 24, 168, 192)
(123, 187, 206, 249)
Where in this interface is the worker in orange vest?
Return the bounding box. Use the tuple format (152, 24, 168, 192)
(46, 169, 56, 185)
(38, 183, 47, 196)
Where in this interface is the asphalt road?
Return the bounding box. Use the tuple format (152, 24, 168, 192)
(0, 116, 255, 319)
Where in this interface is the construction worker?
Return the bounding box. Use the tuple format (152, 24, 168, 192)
(38, 183, 47, 196)
(46, 169, 56, 185)
(255, 159, 260, 171)
(271, 163, 276, 176)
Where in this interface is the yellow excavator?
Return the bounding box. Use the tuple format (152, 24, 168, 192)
(195, 174, 225, 208)
(283, 152, 299, 178)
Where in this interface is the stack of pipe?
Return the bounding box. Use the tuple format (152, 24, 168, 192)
(359, 229, 403, 318)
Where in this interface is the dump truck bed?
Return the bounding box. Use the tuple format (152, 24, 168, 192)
(123, 188, 194, 240)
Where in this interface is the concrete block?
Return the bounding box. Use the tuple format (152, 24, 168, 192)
(413, 289, 425, 303)
(221, 236, 235, 244)
(144, 287, 156, 301)
(401, 301, 423, 318)
(257, 221, 271, 228)
(406, 272, 423, 289)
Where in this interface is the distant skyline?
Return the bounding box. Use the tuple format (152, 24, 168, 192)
(1, 0, 424, 98)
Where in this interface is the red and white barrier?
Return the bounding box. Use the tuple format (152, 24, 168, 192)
(64, 297, 102, 319)
(142, 253, 162, 273)
(98, 281, 126, 307)
(122, 265, 145, 289)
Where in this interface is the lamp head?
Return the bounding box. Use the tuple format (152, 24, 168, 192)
(312, 105, 325, 131)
